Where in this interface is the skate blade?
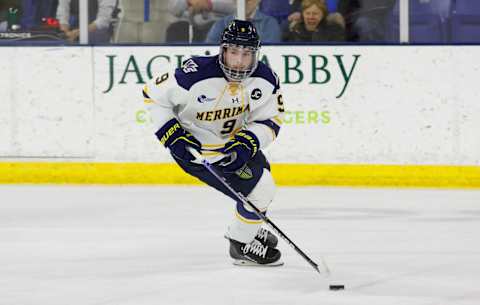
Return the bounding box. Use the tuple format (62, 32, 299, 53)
(233, 259, 284, 267)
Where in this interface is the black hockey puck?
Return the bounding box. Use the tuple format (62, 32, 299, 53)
(329, 284, 345, 290)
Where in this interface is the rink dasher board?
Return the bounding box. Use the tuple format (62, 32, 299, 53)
(0, 162, 479, 188)
(0, 46, 479, 187)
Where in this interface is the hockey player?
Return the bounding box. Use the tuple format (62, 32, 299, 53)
(143, 19, 285, 266)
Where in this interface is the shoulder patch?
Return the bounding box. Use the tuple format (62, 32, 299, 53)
(181, 58, 199, 73)
(251, 62, 280, 94)
(175, 56, 225, 90)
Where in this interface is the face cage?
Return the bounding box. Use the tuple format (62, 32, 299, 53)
(219, 43, 260, 82)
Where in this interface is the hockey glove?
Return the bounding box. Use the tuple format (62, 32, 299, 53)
(220, 130, 259, 173)
(155, 118, 201, 162)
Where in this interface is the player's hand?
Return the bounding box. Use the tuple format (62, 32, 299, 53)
(220, 130, 259, 173)
(156, 118, 201, 162)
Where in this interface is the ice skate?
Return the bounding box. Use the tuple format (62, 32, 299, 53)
(255, 227, 278, 248)
(229, 239, 283, 267)
(225, 227, 279, 248)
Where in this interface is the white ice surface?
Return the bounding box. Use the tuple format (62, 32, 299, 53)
(1, 185, 480, 305)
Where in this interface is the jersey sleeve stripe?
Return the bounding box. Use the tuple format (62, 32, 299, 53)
(272, 115, 283, 126)
(254, 119, 281, 137)
(142, 87, 150, 99)
(142, 86, 154, 104)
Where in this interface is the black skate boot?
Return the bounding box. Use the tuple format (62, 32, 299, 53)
(224, 227, 278, 248)
(229, 239, 283, 266)
(255, 227, 278, 248)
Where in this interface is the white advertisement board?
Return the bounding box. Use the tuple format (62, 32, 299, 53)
(0, 47, 94, 158)
(93, 46, 480, 165)
(0, 46, 479, 165)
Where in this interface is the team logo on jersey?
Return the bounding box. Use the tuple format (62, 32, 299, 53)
(197, 95, 216, 103)
(228, 83, 239, 95)
(182, 59, 198, 73)
(235, 165, 253, 180)
(251, 88, 262, 100)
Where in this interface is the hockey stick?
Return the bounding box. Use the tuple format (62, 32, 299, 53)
(189, 148, 330, 275)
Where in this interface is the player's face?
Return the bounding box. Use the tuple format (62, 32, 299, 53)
(224, 46, 255, 71)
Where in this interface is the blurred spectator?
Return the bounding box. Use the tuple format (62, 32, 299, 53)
(167, 0, 235, 43)
(337, 0, 396, 42)
(18, 0, 34, 30)
(289, 0, 346, 30)
(205, 0, 281, 44)
(283, 0, 345, 42)
(258, 0, 290, 25)
(33, 0, 59, 30)
(56, 0, 118, 43)
(18, 0, 59, 30)
(0, 0, 22, 31)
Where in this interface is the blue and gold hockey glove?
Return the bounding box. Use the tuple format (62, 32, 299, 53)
(220, 130, 259, 173)
(155, 118, 201, 162)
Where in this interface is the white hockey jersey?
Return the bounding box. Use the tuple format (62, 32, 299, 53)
(143, 55, 284, 162)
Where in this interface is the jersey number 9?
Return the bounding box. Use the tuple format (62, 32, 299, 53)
(221, 119, 236, 135)
(155, 73, 169, 85)
(277, 94, 285, 113)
